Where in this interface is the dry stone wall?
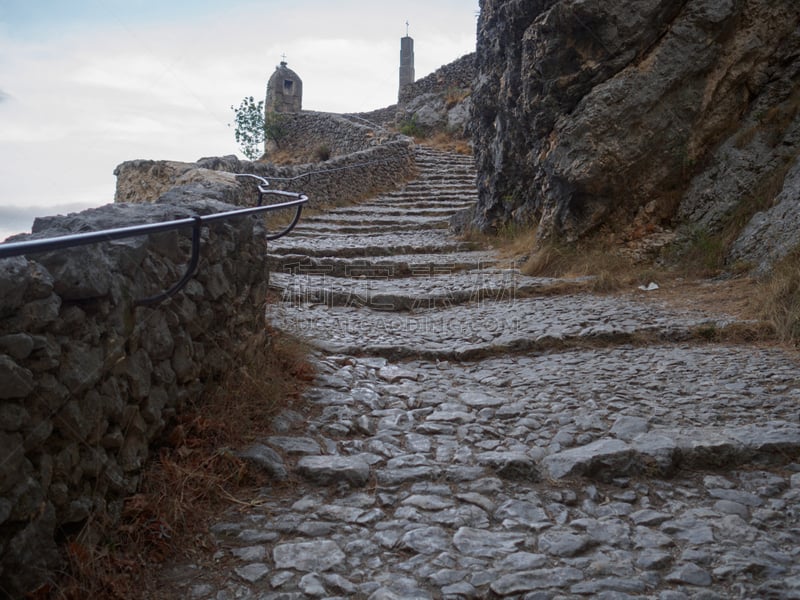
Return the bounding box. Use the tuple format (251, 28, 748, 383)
(116, 138, 416, 209)
(267, 111, 400, 158)
(0, 197, 271, 597)
(398, 53, 476, 105)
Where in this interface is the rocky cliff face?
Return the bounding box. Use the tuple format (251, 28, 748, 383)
(470, 0, 800, 269)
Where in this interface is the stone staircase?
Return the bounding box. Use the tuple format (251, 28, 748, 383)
(161, 145, 800, 600)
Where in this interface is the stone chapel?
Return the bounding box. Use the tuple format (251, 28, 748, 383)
(265, 60, 303, 113)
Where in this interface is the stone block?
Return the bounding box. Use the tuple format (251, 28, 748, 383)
(0, 501, 60, 597)
(140, 311, 174, 360)
(0, 432, 25, 493)
(59, 342, 104, 395)
(0, 403, 29, 432)
(0, 334, 35, 360)
(296, 455, 371, 487)
(0, 257, 29, 317)
(543, 438, 635, 480)
(0, 355, 34, 400)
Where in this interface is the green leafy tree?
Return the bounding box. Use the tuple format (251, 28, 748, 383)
(230, 97, 289, 160)
(231, 96, 265, 160)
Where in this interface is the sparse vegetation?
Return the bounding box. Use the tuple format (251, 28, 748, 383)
(398, 115, 428, 138)
(313, 145, 331, 162)
(421, 130, 472, 155)
(669, 225, 727, 277)
(757, 248, 800, 347)
(521, 238, 647, 292)
(444, 87, 471, 109)
(463, 221, 657, 293)
(664, 157, 794, 278)
(42, 326, 314, 599)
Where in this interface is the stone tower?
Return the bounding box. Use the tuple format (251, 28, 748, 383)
(266, 61, 303, 114)
(399, 35, 415, 98)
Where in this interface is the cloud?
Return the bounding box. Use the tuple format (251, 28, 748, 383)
(0, 0, 479, 217)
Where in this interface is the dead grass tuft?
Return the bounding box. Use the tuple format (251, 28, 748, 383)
(41, 327, 314, 599)
(522, 239, 648, 293)
(418, 131, 473, 155)
(756, 249, 800, 347)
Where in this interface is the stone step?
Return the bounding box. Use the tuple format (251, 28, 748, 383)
(392, 182, 476, 193)
(175, 336, 800, 598)
(307, 206, 468, 218)
(268, 271, 590, 310)
(267, 250, 501, 278)
(300, 213, 452, 227)
(542, 423, 800, 480)
(373, 193, 477, 204)
(307, 204, 473, 219)
(291, 221, 447, 235)
(270, 294, 740, 361)
(352, 198, 475, 209)
(268, 231, 475, 258)
(414, 149, 475, 163)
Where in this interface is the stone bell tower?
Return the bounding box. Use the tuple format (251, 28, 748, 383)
(399, 24, 415, 99)
(266, 59, 303, 114)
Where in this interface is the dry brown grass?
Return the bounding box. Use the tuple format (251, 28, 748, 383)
(444, 87, 471, 110)
(39, 327, 314, 600)
(521, 238, 661, 293)
(756, 249, 800, 347)
(463, 221, 664, 293)
(460, 222, 537, 258)
(418, 131, 472, 155)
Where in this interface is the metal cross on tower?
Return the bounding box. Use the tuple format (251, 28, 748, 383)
(405, 20, 409, 36)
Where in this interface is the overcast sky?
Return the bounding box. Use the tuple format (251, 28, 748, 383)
(0, 0, 479, 240)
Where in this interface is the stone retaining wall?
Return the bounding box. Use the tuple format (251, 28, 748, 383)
(352, 106, 399, 128)
(0, 197, 271, 597)
(399, 53, 476, 105)
(269, 111, 398, 158)
(115, 138, 416, 209)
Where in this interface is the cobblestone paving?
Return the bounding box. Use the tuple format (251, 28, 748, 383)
(169, 146, 800, 599)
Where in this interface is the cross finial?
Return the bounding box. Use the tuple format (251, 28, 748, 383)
(281, 53, 287, 63)
(405, 20, 409, 36)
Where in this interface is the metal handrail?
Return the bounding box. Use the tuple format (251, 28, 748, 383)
(0, 186, 308, 306)
(233, 174, 305, 240)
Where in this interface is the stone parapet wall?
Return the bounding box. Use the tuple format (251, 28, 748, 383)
(352, 106, 399, 128)
(0, 198, 271, 596)
(399, 53, 476, 105)
(272, 111, 399, 158)
(115, 138, 416, 209)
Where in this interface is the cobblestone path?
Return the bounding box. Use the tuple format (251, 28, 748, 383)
(172, 146, 800, 599)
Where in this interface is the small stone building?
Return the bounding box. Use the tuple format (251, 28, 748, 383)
(266, 61, 303, 113)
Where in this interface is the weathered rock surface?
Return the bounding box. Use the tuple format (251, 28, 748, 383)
(397, 53, 476, 134)
(729, 154, 800, 273)
(469, 0, 800, 270)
